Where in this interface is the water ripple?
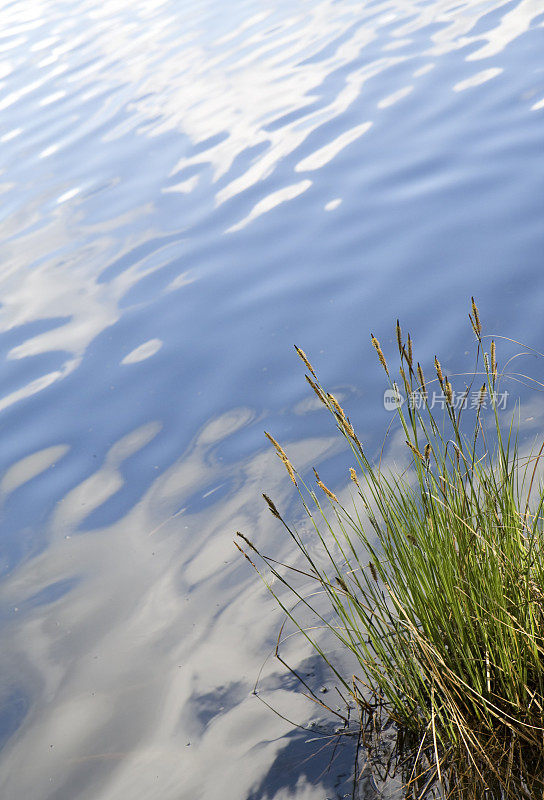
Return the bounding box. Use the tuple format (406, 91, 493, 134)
(0, 0, 543, 797)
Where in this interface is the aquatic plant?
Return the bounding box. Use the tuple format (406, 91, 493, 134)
(236, 300, 544, 799)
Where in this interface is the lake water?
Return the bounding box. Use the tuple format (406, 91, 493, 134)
(0, 0, 543, 797)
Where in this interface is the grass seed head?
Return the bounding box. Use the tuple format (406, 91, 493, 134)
(326, 394, 355, 437)
(417, 362, 427, 396)
(236, 531, 258, 552)
(471, 296, 482, 338)
(434, 356, 444, 386)
(491, 340, 497, 380)
(445, 377, 453, 405)
(313, 467, 338, 502)
(406, 440, 425, 462)
(343, 419, 355, 438)
(407, 334, 413, 369)
(349, 467, 359, 485)
(233, 539, 257, 567)
(371, 334, 389, 375)
(328, 392, 344, 417)
(281, 457, 297, 486)
(264, 430, 287, 459)
(399, 366, 411, 395)
(295, 345, 317, 379)
(396, 319, 402, 354)
(265, 431, 297, 485)
(305, 374, 327, 405)
(368, 561, 378, 582)
(262, 493, 281, 519)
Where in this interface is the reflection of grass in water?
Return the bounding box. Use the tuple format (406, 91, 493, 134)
(236, 300, 544, 799)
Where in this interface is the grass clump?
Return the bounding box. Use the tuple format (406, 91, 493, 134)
(236, 300, 544, 799)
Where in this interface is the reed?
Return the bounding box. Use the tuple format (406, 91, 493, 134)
(236, 300, 544, 798)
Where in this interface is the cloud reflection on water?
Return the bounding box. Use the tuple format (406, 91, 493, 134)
(0, 0, 542, 797)
(0, 0, 540, 415)
(0, 406, 345, 799)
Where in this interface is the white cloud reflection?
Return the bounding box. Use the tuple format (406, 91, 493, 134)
(0, 0, 537, 414)
(0, 410, 344, 799)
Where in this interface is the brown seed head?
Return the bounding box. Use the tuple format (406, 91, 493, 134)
(478, 382, 486, 409)
(264, 431, 287, 460)
(313, 467, 338, 503)
(399, 366, 410, 394)
(328, 393, 345, 418)
(236, 531, 258, 552)
(444, 378, 453, 405)
(321, 481, 338, 503)
(327, 394, 356, 437)
(262, 493, 281, 519)
(281, 456, 297, 486)
(295, 345, 317, 379)
(396, 319, 402, 354)
(320, 481, 338, 503)
(349, 467, 359, 485)
(343, 419, 355, 438)
(264, 431, 297, 485)
(371, 334, 389, 375)
(407, 334, 413, 369)
(417, 363, 427, 396)
(305, 374, 326, 405)
(406, 440, 425, 462)
(490, 340, 497, 380)
(335, 576, 348, 592)
(368, 561, 378, 582)
(234, 539, 257, 567)
(424, 443, 431, 462)
(471, 297, 482, 337)
(434, 356, 444, 386)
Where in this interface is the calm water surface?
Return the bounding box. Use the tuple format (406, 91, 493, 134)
(0, 0, 543, 797)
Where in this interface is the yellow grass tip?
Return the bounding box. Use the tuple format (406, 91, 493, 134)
(370, 334, 389, 374)
(294, 345, 317, 379)
(434, 356, 444, 386)
(470, 296, 482, 338)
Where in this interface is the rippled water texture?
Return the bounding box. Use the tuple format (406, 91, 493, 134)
(0, 0, 543, 797)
